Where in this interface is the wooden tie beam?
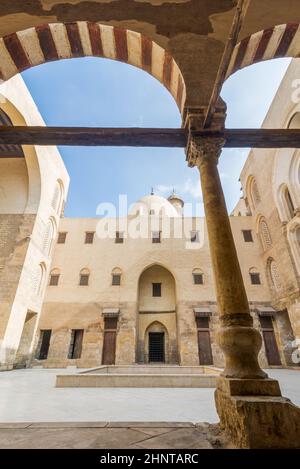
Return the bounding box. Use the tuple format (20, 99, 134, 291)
(0, 127, 300, 149)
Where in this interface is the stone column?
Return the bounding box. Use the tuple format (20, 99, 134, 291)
(186, 135, 300, 449)
(187, 136, 266, 379)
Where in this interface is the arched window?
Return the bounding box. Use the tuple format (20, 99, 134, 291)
(112, 267, 122, 286)
(297, 225, 300, 249)
(287, 222, 300, 274)
(49, 268, 60, 286)
(36, 262, 47, 296)
(288, 150, 300, 211)
(288, 112, 300, 129)
(249, 267, 261, 285)
(79, 268, 90, 286)
(0, 109, 24, 157)
(284, 186, 295, 220)
(268, 259, 283, 292)
(43, 217, 56, 256)
(247, 176, 261, 210)
(51, 179, 64, 215)
(192, 268, 204, 285)
(278, 184, 295, 223)
(258, 217, 272, 251)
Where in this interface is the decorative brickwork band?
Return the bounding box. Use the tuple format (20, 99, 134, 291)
(226, 23, 300, 79)
(0, 22, 186, 113)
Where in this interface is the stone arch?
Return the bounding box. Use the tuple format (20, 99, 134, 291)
(246, 175, 260, 212)
(266, 257, 283, 293)
(277, 183, 295, 222)
(287, 218, 300, 274)
(36, 261, 47, 297)
(144, 321, 169, 364)
(288, 112, 300, 129)
(256, 215, 272, 251)
(0, 22, 186, 114)
(0, 100, 41, 214)
(137, 264, 177, 364)
(226, 23, 300, 79)
(42, 216, 57, 257)
(51, 178, 65, 216)
(50, 267, 60, 276)
(288, 150, 300, 210)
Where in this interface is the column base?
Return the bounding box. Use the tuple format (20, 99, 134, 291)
(215, 377, 300, 448)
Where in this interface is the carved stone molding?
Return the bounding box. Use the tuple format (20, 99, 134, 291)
(186, 136, 225, 168)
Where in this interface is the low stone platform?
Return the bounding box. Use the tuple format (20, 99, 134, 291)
(56, 365, 220, 388)
(0, 422, 231, 449)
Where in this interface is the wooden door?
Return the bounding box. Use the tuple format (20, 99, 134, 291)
(197, 330, 213, 365)
(263, 330, 281, 366)
(38, 330, 52, 360)
(102, 330, 117, 365)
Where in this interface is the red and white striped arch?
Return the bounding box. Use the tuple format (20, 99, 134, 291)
(0, 22, 186, 113)
(226, 23, 300, 79)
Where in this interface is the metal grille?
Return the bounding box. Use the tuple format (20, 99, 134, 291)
(149, 332, 165, 362)
(152, 283, 161, 297)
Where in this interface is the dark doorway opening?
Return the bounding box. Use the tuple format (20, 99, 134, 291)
(37, 329, 52, 360)
(149, 332, 165, 362)
(68, 329, 84, 359)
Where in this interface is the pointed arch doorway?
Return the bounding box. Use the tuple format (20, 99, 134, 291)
(137, 264, 178, 364)
(147, 322, 167, 363)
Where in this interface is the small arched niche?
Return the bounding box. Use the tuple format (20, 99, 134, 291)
(0, 108, 28, 214)
(288, 112, 300, 129)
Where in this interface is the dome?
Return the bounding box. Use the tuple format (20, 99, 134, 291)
(128, 194, 180, 217)
(168, 190, 184, 216)
(168, 190, 183, 203)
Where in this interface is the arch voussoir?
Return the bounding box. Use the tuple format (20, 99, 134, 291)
(0, 21, 186, 113)
(226, 22, 300, 80)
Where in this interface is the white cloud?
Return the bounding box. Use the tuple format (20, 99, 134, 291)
(155, 178, 202, 200)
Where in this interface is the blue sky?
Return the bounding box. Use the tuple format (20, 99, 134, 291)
(21, 57, 291, 217)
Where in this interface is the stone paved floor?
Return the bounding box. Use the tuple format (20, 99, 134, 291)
(0, 422, 230, 449)
(0, 368, 219, 423)
(0, 368, 299, 423)
(0, 368, 299, 449)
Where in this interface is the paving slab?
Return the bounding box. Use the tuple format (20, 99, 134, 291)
(0, 423, 223, 449)
(134, 427, 213, 449)
(28, 421, 108, 428)
(106, 421, 194, 428)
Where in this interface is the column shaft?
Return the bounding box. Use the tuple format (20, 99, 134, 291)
(188, 137, 266, 378)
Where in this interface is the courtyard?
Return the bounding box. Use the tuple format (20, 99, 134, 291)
(0, 368, 299, 449)
(1, 0, 300, 451)
(0, 368, 299, 424)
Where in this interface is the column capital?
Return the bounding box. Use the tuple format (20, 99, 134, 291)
(186, 136, 226, 168)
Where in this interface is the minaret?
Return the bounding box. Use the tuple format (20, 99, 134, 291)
(168, 189, 184, 216)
